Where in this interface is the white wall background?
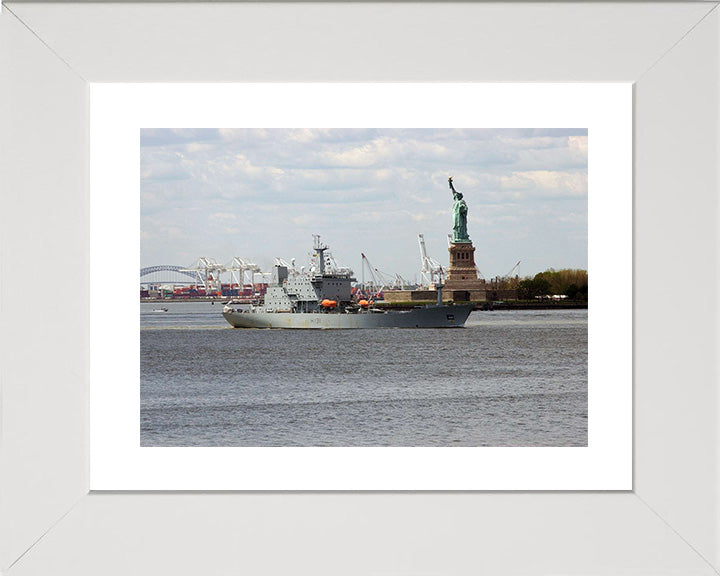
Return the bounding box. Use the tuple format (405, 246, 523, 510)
(1, 3, 719, 575)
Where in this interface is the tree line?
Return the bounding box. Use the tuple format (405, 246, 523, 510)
(517, 268, 588, 300)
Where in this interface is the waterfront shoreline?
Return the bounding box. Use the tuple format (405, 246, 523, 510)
(142, 298, 587, 311)
(376, 300, 587, 311)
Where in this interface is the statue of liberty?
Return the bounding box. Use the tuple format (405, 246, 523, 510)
(448, 177, 470, 243)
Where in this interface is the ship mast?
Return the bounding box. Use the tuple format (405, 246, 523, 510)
(312, 234, 328, 276)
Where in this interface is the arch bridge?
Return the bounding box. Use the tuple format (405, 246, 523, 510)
(140, 265, 201, 285)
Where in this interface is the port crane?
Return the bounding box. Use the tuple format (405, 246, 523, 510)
(391, 274, 412, 290)
(503, 261, 521, 280)
(360, 253, 381, 287)
(418, 234, 444, 287)
(228, 257, 261, 287)
(365, 265, 411, 290)
(181, 257, 226, 292)
(359, 252, 391, 297)
(492, 261, 521, 288)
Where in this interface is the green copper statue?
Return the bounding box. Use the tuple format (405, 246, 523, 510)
(449, 176, 470, 243)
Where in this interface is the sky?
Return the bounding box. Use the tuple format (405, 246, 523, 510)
(140, 128, 588, 283)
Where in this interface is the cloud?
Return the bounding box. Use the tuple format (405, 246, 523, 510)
(140, 161, 191, 183)
(569, 135, 588, 155)
(500, 170, 587, 197)
(210, 213, 237, 222)
(322, 137, 452, 169)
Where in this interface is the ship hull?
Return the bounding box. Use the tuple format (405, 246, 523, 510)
(223, 305, 473, 329)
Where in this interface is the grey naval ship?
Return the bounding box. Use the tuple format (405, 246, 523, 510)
(222, 235, 472, 329)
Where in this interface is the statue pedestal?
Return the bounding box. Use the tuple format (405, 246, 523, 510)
(444, 242, 486, 301)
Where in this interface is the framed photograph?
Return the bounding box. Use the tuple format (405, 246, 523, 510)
(90, 83, 630, 491)
(2, 2, 718, 574)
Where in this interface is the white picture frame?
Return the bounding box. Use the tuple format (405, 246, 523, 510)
(2, 2, 718, 575)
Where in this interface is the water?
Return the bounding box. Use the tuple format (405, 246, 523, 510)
(141, 302, 587, 447)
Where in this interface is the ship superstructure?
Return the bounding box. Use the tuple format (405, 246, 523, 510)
(261, 235, 355, 313)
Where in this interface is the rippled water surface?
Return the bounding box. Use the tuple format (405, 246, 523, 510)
(141, 302, 587, 446)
